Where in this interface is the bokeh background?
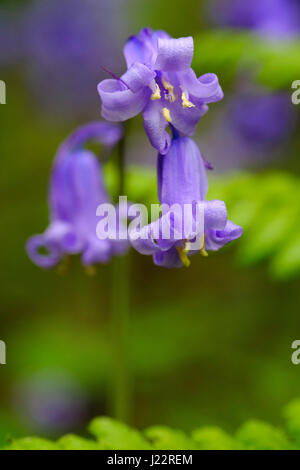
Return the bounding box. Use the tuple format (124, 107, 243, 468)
(1, 0, 300, 445)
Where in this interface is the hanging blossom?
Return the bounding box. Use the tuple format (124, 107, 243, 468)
(26, 122, 128, 269)
(98, 28, 223, 154)
(129, 133, 242, 268)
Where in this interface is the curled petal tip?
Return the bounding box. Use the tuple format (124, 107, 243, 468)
(155, 36, 194, 71)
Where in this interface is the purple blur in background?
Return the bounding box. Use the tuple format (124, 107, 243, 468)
(0, 0, 125, 118)
(229, 91, 295, 149)
(14, 371, 87, 433)
(25, 0, 125, 118)
(0, 8, 24, 65)
(211, 0, 300, 39)
(208, 0, 299, 160)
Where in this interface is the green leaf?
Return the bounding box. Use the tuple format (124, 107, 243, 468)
(5, 398, 300, 450)
(192, 426, 242, 450)
(271, 231, 300, 280)
(58, 434, 101, 450)
(89, 417, 152, 450)
(193, 30, 257, 84)
(236, 420, 290, 450)
(4, 437, 61, 451)
(194, 30, 300, 90)
(145, 426, 200, 450)
(283, 399, 300, 445)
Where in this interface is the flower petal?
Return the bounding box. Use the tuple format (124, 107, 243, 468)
(169, 100, 209, 136)
(56, 121, 123, 158)
(25, 220, 79, 269)
(98, 78, 151, 121)
(203, 200, 228, 232)
(82, 237, 112, 265)
(121, 62, 155, 93)
(153, 246, 182, 268)
(158, 137, 208, 205)
(206, 221, 243, 251)
(26, 234, 62, 269)
(129, 222, 162, 256)
(181, 70, 223, 102)
(123, 28, 157, 68)
(69, 150, 110, 238)
(155, 37, 194, 71)
(123, 28, 171, 68)
(143, 100, 171, 154)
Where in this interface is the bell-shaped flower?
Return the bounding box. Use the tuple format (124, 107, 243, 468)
(26, 122, 128, 269)
(129, 135, 242, 268)
(98, 27, 223, 155)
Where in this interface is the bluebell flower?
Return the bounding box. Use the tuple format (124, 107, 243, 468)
(129, 135, 242, 268)
(26, 122, 128, 269)
(98, 28, 223, 154)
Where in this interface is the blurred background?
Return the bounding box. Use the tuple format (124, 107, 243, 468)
(0, 0, 300, 445)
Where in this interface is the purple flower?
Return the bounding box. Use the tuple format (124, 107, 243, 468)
(129, 135, 242, 268)
(98, 28, 223, 154)
(211, 0, 300, 39)
(26, 122, 128, 269)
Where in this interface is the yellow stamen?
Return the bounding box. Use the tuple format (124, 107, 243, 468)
(199, 234, 208, 257)
(176, 242, 191, 268)
(162, 77, 176, 103)
(162, 107, 172, 123)
(150, 83, 161, 101)
(182, 91, 195, 109)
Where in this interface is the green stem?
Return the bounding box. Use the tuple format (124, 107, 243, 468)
(111, 255, 131, 422)
(110, 125, 131, 423)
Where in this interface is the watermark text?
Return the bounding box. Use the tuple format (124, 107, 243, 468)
(291, 80, 300, 105)
(0, 340, 6, 365)
(0, 80, 6, 104)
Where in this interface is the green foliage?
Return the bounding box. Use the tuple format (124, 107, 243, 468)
(192, 426, 242, 450)
(236, 420, 290, 450)
(283, 399, 300, 443)
(89, 417, 152, 450)
(4, 437, 61, 451)
(194, 30, 300, 91)
(208, 171, 300, 280)
(145, 426, 200, 450)
(4, 399, 300, 450)
(58, 434, 101, 451)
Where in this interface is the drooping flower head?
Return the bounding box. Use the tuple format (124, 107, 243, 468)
(129, 134, 242, 268)
(98, 28, 223, 154)
(26, 122, 127, 269)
